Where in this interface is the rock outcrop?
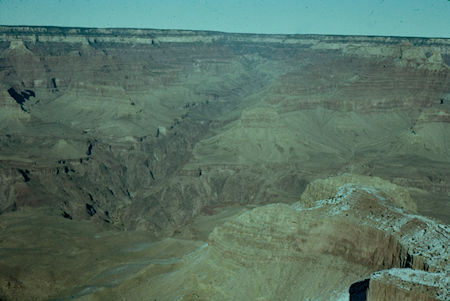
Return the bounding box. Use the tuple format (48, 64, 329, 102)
(0, 26, 449, 300)
(1, 26, 450, 232)
(367, 269, 448, 301)
(47, 175, 446, 301)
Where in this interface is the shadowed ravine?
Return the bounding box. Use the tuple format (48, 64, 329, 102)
(0, 26, 449, 300)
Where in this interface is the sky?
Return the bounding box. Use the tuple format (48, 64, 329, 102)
(0, 0, 449, 37)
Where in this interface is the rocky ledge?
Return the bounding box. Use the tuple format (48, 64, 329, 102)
(1, 26, 449, 234)
(190, 175, 449, 300)
(0, 26, 449, 300)
(85, 175, 446, 301)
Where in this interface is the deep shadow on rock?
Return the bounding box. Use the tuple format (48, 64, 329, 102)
(350, 279, 370, 301)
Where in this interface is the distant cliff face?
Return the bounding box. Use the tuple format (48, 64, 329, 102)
(0, 26, 449, 235)
(0, 26, 449, 301)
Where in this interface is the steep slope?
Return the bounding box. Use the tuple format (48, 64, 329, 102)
(1, 27, 449, 233)
(0, 29, 449, 301)
(26, 175, 445, 301)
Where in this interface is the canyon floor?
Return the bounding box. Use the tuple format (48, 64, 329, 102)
(0, 27, 449, 300)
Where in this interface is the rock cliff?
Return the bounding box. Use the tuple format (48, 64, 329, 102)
(0, 26, 449, 300)
(1, 26, 449, 232)
(26, 175, 444, 301)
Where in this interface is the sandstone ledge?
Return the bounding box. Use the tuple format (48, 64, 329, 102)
(169, 177, 449, 300)
(1, 25, 449, 47)
(367, 268, 448, 300)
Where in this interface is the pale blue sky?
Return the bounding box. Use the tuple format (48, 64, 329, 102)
(0, 0, 449, 37)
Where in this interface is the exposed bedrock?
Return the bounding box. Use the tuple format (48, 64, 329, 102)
(92, 176, 446, 301)
(0, 26, 449, 232)
(367, 269, 448, 301)
(0, 176, 446, 300)
(0, 26, 449, 301)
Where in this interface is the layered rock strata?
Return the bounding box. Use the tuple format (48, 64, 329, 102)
(51, 176, 446, 301)
(0, 173, 448, 300)
(0, 27, 449, 301)
(1, 26, 450, 233)
(367, 269, 448, 301)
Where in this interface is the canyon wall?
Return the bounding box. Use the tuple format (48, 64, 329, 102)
(0, 26, 449, 300)
(1, 26, 449, 234)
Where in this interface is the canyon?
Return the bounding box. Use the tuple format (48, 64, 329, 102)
(0, 26, 449, 300)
